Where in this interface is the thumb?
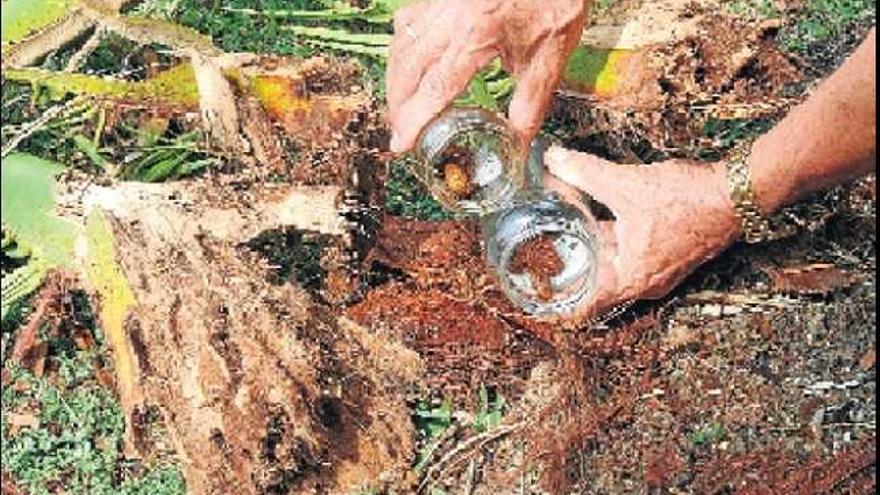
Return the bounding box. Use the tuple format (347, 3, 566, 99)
(544, 146, 629, 213)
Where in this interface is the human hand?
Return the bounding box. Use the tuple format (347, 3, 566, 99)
(387, 0, 588, 152)
(544, 147, 743, 318)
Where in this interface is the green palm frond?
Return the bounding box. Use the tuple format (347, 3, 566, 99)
(1, 0, 77, 46)
(223, 0, 409, 23)
(1, 228, 48, 321)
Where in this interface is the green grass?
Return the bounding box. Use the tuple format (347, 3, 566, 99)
(384, 161, 453, 221)
(173, 0, 324, 55)
(722, 0, 875, 53)
(412, 400, 452, 471)
(473, 385, 505, 433)
(782, 0, 875, 52)
(724, 0, 781, 19)
(411, 387, 507, 473)
(1, 305, 186, 495)
(688, 422, 728, 447)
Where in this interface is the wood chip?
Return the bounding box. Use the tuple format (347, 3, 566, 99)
(859, 348, 875, 371)
(6, 412, 39, 433)
(766, 263, 857, 295)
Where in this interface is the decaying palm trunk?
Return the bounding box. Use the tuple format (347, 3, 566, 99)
(4, 2, 836, 493)
(57, 175, 422, 495)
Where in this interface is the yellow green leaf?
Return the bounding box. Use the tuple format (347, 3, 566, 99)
(84, 207, 137, 403)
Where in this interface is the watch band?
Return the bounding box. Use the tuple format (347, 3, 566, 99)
(725, 147, 795, 244)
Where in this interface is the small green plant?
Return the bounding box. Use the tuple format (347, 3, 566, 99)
(473, 386, 505, 433)
(689, 422, 728, 447)
(1, 334, 186, 495)
(413, 401, 453, 471)
(781, 0, 875, 53)
(411, 387, 507, 473)
(414, 401, 453, 439)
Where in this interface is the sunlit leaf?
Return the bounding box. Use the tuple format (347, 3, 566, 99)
(1, 0, 76, 46)
(1, 153, 77, 268)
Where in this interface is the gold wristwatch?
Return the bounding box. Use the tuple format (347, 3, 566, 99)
(725, 146, 796, 244)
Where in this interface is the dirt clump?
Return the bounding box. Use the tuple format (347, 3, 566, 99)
(551, 11, 802, 158)
(508, 234, 565, 302)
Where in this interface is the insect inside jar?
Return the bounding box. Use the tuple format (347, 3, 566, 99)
(414, 108, 522, 214)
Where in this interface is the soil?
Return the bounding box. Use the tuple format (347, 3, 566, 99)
(508, 234, 565, 302)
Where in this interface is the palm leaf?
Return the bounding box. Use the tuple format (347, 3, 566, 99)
(1, 153, 77, 268)
(1, 241, 47, 321)
(1, 0, 76, 46)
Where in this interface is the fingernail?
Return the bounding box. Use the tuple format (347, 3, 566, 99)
(389, 133, 402, 152)
(544, 146, 566, 165)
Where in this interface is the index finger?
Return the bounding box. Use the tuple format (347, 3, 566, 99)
(390, 32, 498, 151)
(386, 1, 444, 122)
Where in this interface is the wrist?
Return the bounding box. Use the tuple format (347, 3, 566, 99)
(746, 132, 800, 214)
(709, 162, 743, 239)
(722, 143, 802, 243)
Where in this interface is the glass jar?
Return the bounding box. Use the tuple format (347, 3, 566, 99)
(412, 107, 527, 215)
(481, 138, 600, 316)
(412, 108, 600, 316)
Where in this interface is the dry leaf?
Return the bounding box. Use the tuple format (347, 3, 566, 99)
(766, 263, 857, 295)
(860, 348, 875, 371)
(6, 412, 39, 433)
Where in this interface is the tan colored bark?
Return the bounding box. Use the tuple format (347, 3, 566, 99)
(64, 179, 421, 495)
